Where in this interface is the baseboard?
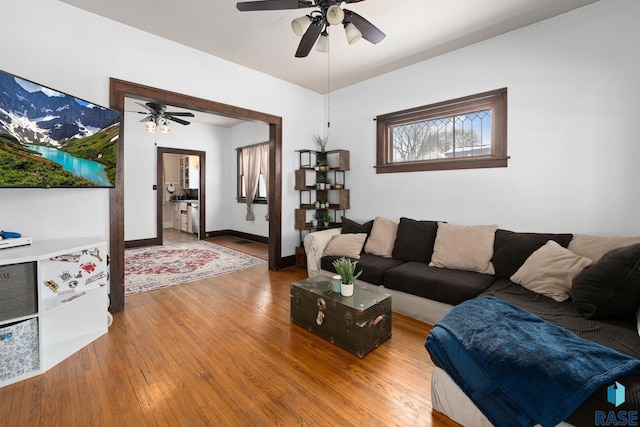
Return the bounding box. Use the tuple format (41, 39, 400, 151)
(205, 229, 269, 245)
(125, 238, 159, 249)
(280, 255, 296, 268)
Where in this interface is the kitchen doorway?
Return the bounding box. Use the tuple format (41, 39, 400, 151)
(156, 147, 206, 246)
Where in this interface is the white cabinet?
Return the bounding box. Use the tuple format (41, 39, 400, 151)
(180, 155, 199, 190)
(179, 202, 188, 232)
(0, 237, 109, 387)
(172, 202, 181, 230)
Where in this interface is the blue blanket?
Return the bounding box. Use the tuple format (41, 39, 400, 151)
(426, 297, 640, 427)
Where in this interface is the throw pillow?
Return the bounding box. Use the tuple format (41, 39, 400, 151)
(568, 234, 640, 262)
(391, 217, 440, 262)
(571, 243, 640, 319)
(492, 229, 573, 279)
(341, 217, 374, 235)
(323, 233, 368, 260)
(510, 240, 593, 302)
(429, 223, 498, 275)
(364, 217, 398, 258)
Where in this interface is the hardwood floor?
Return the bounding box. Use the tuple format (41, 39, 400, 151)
(163, 228, 199, 245)
(0, 238, 459, 427)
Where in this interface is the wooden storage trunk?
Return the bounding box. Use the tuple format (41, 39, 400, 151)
(290, 276, 391, 358)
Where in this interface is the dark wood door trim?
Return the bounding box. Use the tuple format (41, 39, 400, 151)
(157, 148, 206, 246)
(109, 78, 283, 313)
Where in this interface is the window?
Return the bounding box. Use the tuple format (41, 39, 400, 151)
(237, 144, 267, 204)
(375, 88, 508, 173)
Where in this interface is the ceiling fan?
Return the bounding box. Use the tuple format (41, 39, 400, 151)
(236, 0, 386, 58)
(136, 102, 195, 133)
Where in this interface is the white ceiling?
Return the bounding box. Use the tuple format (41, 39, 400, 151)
(62, 0, 599, 126)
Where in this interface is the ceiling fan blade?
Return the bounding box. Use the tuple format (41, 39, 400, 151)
(237, 0, 312, 11)
(166, 116, 191, 126)
(295, 19, 323, 58)
(345, 10, 386, 44)
(139, 115, 153, 122)
(163, 111, 195, 117)
(135, 102, 154, 112)
(344, 0, 365, 3)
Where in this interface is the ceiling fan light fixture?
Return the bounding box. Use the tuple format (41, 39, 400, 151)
(345, 22, 362, 44)
(145, 119, 157, 133)
(326, 5, 344, 26)
(315, 31, 329, 52)
(291, 15, 311, 36)
(160, 121, 170, 134)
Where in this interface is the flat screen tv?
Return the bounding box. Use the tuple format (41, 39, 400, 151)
(0, 69, 121, 188)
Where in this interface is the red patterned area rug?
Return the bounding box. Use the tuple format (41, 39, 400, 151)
(124, 241, 266, 295)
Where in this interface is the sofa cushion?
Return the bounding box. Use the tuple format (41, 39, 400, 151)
(391, 217, 439, 262)
(384, 262, 496, 306)
(364, 216, 398, 258)
(510, 240, 593, 302)
(321, 253, 404, 286)
(430, 222, 498, 275)
(323, 233, 367, 259)
(492, 229, 573, 279)
(571, 243, 640, 319)
(569, 234, 640, 262)
(341, 217, 374, 236)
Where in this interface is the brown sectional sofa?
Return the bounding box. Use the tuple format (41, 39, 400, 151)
(303, 216, 640, 426)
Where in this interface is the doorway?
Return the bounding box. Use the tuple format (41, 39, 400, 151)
(109, 78, 282, 313)
(158, 148, 205, 246)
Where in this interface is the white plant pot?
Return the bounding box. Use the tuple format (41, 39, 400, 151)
(341, 282, 354, 297)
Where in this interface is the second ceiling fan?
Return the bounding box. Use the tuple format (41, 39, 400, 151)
(236, 0, 386, 58)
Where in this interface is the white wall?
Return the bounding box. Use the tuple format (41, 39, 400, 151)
(1, 0, 324, 257)
(327, 0, 640, 236)
(124, 114, 232, 239)
(2, 0, 638, 261)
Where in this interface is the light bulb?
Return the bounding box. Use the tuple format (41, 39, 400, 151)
(326, 5, 344, 26)
(345, 23, 362, 44)
(291, 15, 311, 36)
(316, 32, 329, 52)
(146, 119, 156, 133)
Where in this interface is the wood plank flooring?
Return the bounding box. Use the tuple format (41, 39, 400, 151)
(0, 237, 459, 426)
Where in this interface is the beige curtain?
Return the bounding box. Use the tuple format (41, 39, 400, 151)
(259, 144, 269, 221)
(242, 145, 261, 220)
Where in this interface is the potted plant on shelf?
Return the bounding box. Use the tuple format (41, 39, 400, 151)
(325, 177, 332, 189)
(316, 175, 327, 189)
(332, 257, 363, 297)
(316, 158, 328, 172)
(313, 133, 329, 152)
(321, 212, 332, 228)
(311, 213, 319, 227)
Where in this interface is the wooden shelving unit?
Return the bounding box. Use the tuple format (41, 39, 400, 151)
(294, 149, 350, 267)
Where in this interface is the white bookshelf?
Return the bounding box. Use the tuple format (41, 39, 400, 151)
(0, 237, 109, 387)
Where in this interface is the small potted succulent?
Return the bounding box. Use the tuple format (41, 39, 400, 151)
(332, 257, 363, 297)
(316, 175, 328, 189)
(321, 212, 332, 228)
